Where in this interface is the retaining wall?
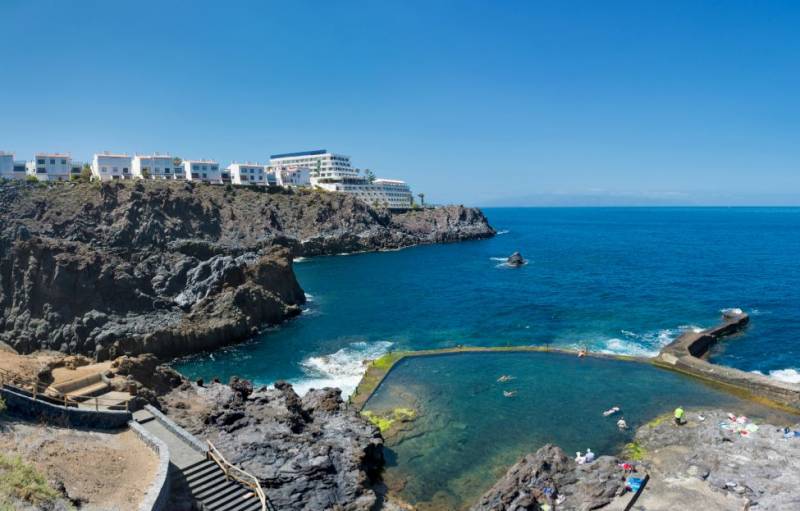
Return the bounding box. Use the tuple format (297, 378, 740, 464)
(0, 386, 132, 429)
(144, 404, 208, 454)
(129, 420, 171, 511)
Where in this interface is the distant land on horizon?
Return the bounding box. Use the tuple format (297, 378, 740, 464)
(477, 191, 800, 208)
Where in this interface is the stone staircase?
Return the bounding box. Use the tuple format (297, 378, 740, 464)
(133, 407, 268, 511)
(178, 459, 265, 511)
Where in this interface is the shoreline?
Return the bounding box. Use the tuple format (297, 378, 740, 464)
(351, 311, 800, 414)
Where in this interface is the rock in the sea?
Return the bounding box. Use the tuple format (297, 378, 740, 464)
(471, 444, 624, 511)
(507, 251, 526, 267)
(163, 380, 384, 511)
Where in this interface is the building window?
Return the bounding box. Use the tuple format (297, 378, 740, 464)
(37, 159, 45, 165)
(50, 159, 55, 164)
(192, 173, 199, 179)
(61, 159, 66, 164)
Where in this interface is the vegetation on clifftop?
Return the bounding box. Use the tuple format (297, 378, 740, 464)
(0, 454, 63, 510)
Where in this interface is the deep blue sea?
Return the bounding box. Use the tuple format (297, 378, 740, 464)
(175, 207, 800, 392)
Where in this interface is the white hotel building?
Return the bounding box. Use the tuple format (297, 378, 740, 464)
(92, 153, 133, 181)
(227, 163, 270, 186)
(26, 153, 73, 181)
(0, 152, 27, 180)
(182, 159, 222, 184)
(132, 154, 181, 180)
(270, 149, 413, 209)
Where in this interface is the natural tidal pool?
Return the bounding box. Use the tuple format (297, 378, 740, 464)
(363, 351, 793, 510)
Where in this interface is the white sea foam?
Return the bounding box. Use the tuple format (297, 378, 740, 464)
(496, 229, 510, 235)
(304, 293, 315, 302)
(720, 307, 744, 316)
(293, 256, 308, 263)
(490, 256, 529, 268)
(597, 325, 700, 357)
(752, 368, 800, 384)
(292, 341, 394, 397)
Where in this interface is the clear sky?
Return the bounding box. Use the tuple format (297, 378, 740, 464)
(1, 1, 798, 205)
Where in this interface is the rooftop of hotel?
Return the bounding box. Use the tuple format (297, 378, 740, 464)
(270, 149, 348, 159)
(94, 152, 132, 158)
(35, 152, 71, 157)
(374, 178, 407, 184)
(183, 159, 219, 164)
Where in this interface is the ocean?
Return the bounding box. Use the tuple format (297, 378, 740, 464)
(174, 207, 800, 392)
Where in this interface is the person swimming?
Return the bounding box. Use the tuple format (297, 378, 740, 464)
(603, 406, 621, 416)
(497, 375, 515, 382)
(617, 417, 628, 429)
(503, 390, 517, 397)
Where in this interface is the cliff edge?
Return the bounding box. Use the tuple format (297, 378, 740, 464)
(0, 181, 494, 359)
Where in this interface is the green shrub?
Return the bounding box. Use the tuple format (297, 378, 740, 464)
(0, 396, 6, 414)
(0, 453, 61, 507)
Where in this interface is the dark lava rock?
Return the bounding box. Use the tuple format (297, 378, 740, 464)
(471, 444, 625, 511)
(0, 181, 494, 359)
(165, 380, 384, 511)
(507, 252, 525, 267)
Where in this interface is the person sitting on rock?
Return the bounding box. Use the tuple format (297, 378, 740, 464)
(674, 406, 686, 425)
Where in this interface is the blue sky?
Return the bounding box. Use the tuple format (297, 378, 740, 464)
(1, 1, 798, 205)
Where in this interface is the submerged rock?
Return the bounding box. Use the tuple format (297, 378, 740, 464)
(507, 251, 526, 267)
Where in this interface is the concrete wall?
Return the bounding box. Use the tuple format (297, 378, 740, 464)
(144, 404, 208, 454)
(657, 312, 800, 412)
(0, 386, 132, 429)
(129, 420, 171, 511)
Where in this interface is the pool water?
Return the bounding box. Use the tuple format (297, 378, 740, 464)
(364, 351, 794, 510)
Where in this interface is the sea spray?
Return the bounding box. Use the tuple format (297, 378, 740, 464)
(751, 368, 800, 384)
(292, 340, 394, 397)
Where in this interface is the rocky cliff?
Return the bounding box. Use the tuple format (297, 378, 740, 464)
(161, 377, 385, 511)
(0, 181, 494, 359)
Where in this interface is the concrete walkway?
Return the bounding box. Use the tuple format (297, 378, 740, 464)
(133, 408, 266, 511)
(134, 409, 204, 469)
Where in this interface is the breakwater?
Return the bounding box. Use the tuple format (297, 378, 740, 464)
(655, 311, 800, 411)
(352, 310, 800, 413)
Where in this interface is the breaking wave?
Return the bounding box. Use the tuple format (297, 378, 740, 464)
(595, 325, 702, 357)
(293, 256, 308, 263)
(751, 368, 800, 384)
(496, 229, 510, 235)
(292, 341, 394, 397)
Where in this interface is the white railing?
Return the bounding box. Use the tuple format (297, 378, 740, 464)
(206, 440, 267, 511)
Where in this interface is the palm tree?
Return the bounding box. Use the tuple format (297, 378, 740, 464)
(417, 193, 425, 206)
(364, 169, 376, 183)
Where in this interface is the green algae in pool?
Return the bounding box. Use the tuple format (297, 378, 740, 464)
(364, 351, 788, 511)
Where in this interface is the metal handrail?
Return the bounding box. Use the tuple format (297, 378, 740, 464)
(206, 440, 267, 511)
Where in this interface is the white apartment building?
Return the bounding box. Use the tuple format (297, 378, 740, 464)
(0, 152, 26, 180)
(92, 153, 133, 181)
(274, 166, 310, 187)
(227, 163, 269, 186)
(132, 154, 180, 180)
(372, 179, 413, 209)
(182, 159, 222, 184)
(270, 150, 358, 180)
(69, 161, 84, 179)
(316, 178, 413, 210)
(26, 153, 72, 181)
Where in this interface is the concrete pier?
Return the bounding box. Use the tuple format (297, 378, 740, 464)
(655, 311, 800, 412)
